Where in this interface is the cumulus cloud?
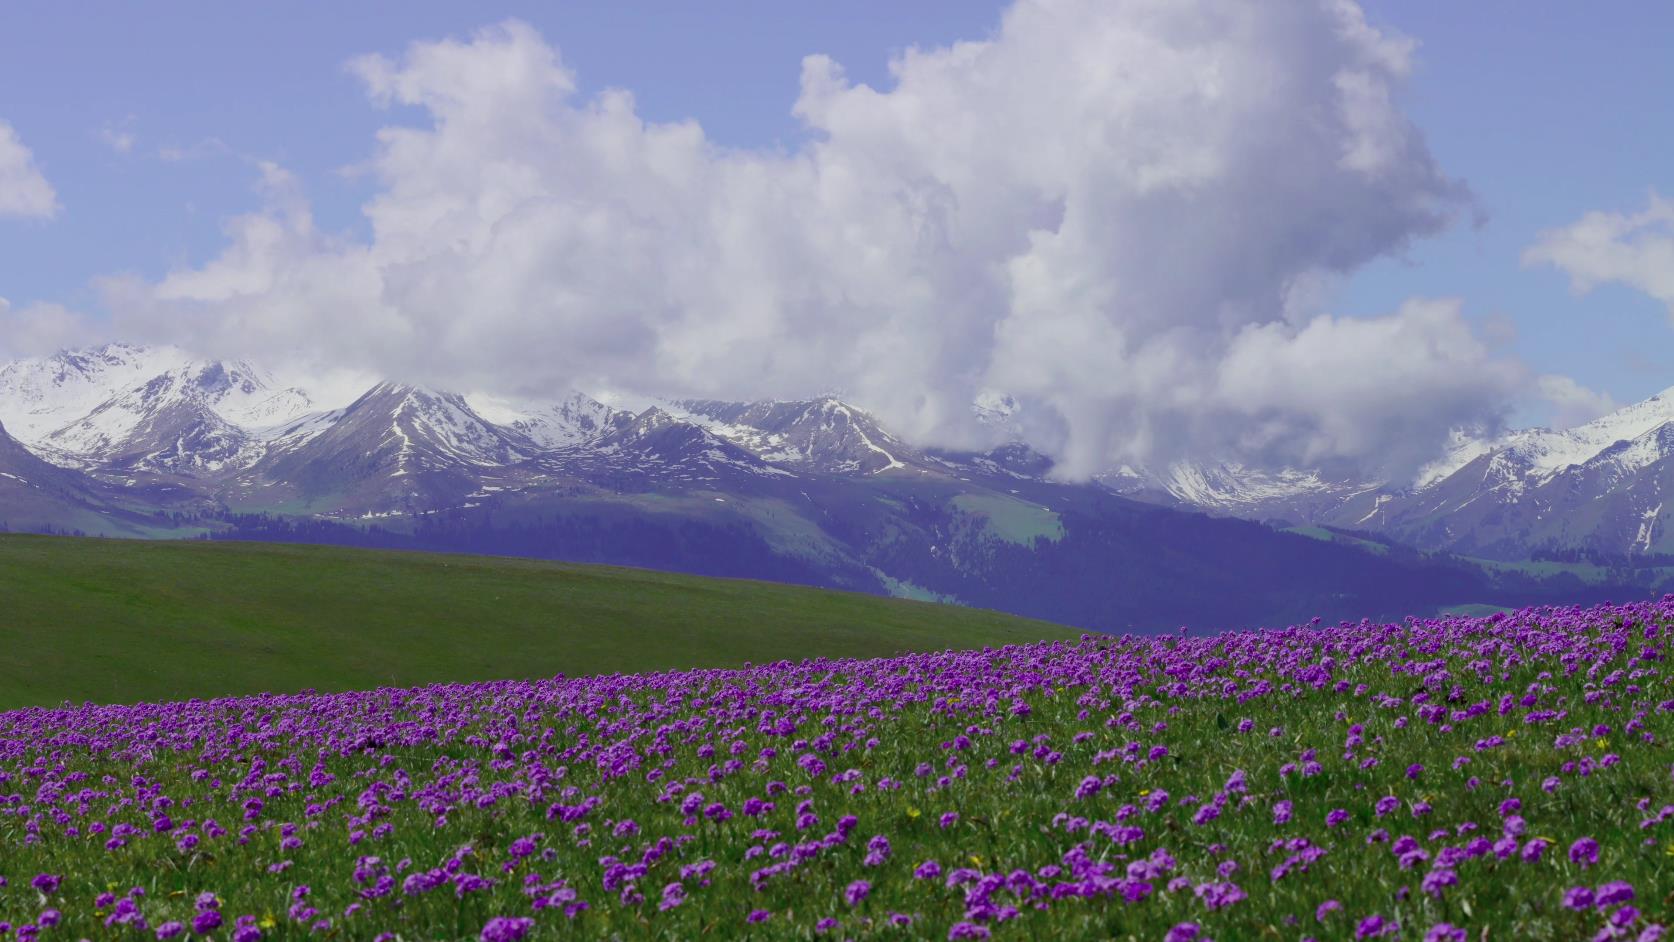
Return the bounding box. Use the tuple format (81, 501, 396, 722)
(1524, 193, 1674, 318)
(0, 119, 58, 218)
(0, 298, 93, 358)
(1535, 374, 1617, 430)
(104, 1, 1525, 477)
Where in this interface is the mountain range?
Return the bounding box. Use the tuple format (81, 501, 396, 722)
(1109, 391, 1674, 562)
(0, 343, 1664, 630)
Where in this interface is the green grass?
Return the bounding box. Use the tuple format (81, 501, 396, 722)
(951, 493, 1065, 545)
(1281, 525, 1391, 555)
(0, 608, 1668, 939)
(0, 534, 1075, 710)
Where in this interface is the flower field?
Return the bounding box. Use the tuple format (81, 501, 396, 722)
(2, 602, 1672, 941)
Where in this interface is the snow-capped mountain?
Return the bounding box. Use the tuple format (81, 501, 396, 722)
(0, 344, 316, 475)
(1347, 401, 1674, 559)
(571, 406, 790, 485)
(235, 383, 539, 513)
(0, 418, 158, 536)
(1098, 385, 1674, 559)
(464, 391, 626, 450)
(0, 343, 185, 444)
(1100, 461, 1384, 525)
(7, 342, 1674, 564)
(0, 343, 1658, 630)
(671, 397, 922, 475)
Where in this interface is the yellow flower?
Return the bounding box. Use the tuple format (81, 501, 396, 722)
(969, 855, 984, 867)
(907, 807, 921, 819)
(1506, 729, 1517, 738)
(1595, 738, 1609, 750)
(259, 916, 277, 930)
(1139, 789, 1151, 797)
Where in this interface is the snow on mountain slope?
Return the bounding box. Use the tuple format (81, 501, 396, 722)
(240, 383, 539, 514)
(581, 407, 793, 483)
(0, 345, 318, 474)
(464, 391, 624, 449)
(0, 343, 191, 445)
(1585, 420, 1674, 486)
(671, 398, 918, 474)
(11, 341, 1674, 560)
(329, 384, 533, 472)
(1402, 386, 1674, 497)
(1475, 389, 1674, 484)
(1411, 427, 1496, 490)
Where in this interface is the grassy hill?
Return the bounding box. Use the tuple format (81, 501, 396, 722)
(0, 534, 1076, 710)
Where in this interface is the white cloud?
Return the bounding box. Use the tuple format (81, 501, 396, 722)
(1535, 373, 1617, 430)
(0, 297, 92, 358)
(1209, 299, 1527, 474)
(156, 136, 232, 163)
(1524, 193, 1674, 316)
(105, 2, 1514, 478)
(0, 119, 58, 218)
(98, 116, 137, 155)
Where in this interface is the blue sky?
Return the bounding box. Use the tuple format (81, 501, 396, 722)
(1, 1, 1671, 464)
(0, 2, 1000, 303)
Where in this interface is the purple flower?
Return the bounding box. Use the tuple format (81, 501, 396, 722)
(1326, 808, 1349, 828)
(915, 860, 943, 879)
(1165, 924, 1202, 942)
(192, 911, 224, 935)
(1357, 914, 1397, 938)
(948, 923, 991, 940)
(1570, 837, 1600, 868)
(747, 910, 771, 924)
(1421, 869, 1457, 898)
(1424, 924, 1467, 942)
(28, 875, 59, 896)
(844, 880, 870, 906)
(1195, 882, 1246, 910)
(155, 923, 185, 940)
(658, 883, 685, 912)
(1563, 886, 1596, 910)
(1597, 882, 1636, 906)
(480, 917, 534, 942)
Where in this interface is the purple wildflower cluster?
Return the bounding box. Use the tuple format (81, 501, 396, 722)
(0, 601, 1671, 939)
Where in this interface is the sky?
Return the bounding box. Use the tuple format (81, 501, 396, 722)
(1, 0, 1671, 479)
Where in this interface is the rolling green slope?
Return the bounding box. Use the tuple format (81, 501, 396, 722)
(0, 534, 1076, 710)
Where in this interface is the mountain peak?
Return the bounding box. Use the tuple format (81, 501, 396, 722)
(669, 396, 915, 474)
